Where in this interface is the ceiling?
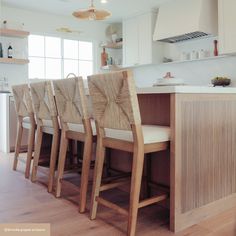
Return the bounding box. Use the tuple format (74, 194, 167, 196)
(2, 0, 171, 22)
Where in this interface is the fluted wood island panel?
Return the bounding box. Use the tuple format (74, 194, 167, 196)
(170, 93, 236, 232)
(107, 87, 236, 233)
(108, 89, 236, 232)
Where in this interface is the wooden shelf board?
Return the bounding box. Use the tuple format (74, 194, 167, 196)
(0, 58, 29, 65)
(161, 55, 231, 66)
(101, 65, 123, 71)
(100, 42, 123, 49)
(0, 28, 29, 38)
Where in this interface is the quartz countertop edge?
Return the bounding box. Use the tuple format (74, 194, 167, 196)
(5, 86, 236, 97)
(137, 86, 236, 94)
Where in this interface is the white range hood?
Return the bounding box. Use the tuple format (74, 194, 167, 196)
(153, 0, 218, 43)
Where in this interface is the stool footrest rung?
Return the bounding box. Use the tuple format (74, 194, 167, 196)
(138, 194, 168, 209)
(96, 197, 128, 216)
(100, 179, 130, 191)
(102, 173, 131, 183)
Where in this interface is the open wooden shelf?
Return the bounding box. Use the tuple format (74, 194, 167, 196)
(160, 55, 231, 66)
(100, 42, 123, 49)
(0, 28, 30, 38)
(0, 58, 29, 65)
(101, 65, 123, 71)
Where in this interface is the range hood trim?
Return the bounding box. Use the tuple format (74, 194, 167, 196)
(153, 0, 218, 43)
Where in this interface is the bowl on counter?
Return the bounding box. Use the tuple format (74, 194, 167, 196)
(211, 77, 231, 87)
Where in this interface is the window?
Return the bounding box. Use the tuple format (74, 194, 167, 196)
(28, 35, 94, 80)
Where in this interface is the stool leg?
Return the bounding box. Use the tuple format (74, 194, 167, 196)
(69, 139, 75, 166)
(79, 137, 92, 213)
(25, 125, 35, 179)
(105, 148, 111, 177)
(13, 122, 23, 171)
(31, 127, 43, 182)
(146, 153, 152, 198)
(55, 132, 68, 198)
(48, 129, 60, 193)
(90, 140, 105, 220)
(77, 142, 84, 175)
(127, 148, 145, 236)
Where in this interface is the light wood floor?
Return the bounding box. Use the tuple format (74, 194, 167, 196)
(1, 152, 236, 236)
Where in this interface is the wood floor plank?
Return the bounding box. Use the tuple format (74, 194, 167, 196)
(1, 152, 236, 235)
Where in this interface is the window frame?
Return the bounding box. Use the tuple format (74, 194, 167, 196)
(28, 34, 95, 80)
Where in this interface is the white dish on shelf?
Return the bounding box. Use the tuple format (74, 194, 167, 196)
(153, 78, 185, 86)
(153, 83, 185, 86)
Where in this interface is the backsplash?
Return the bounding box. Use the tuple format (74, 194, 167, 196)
(133, 55, 236, 87)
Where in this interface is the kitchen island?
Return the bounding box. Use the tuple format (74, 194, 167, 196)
(6, 85, 236, 233)
(92, 84, 236, 232)
(134, 86, 236, 232)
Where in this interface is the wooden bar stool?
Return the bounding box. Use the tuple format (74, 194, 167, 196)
(12, 84, 36, 179)
(52, 76, 96, 213)
(30, 81, 60, 193)
(88, 70, 170, 236)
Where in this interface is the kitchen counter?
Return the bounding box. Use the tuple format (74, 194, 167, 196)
(5, 85, 236, 232)
(109, 89, 236, 232)
(0, 93, 27, 153)
(137, 85, 236, 94)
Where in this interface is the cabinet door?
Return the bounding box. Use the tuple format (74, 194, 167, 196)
(123, 18, 139, 67)
(9, 97, 28, 152)
(138, 13, 152, 65)
(218, 0, 236, 54)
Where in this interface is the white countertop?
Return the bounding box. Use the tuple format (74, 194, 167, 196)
(137, 86, 236, 94)
(6, 86, 236, 96)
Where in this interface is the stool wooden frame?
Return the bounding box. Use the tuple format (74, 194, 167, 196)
(12, 84, 36, 178)
(52, 77, 95, 213)
(88, 70, 169, 236)
(30, 81, 60, 193)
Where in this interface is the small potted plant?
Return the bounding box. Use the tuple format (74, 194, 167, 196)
(2, 20, 7, 29)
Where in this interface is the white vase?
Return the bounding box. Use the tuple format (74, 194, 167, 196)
(111, 34, 117, 43)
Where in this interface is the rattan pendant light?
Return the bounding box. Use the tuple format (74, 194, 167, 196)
(73, 0, 111, 20)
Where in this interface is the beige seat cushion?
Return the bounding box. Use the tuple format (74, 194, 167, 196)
(68, 120, 96, 136)
(67, 122, 170, 143)
(42, 119, 53, 128)
(24, 118, 53, 128)
(22, 117, 31, 129)
(105, 125, 170, 144)
(23, 117, 30, 123)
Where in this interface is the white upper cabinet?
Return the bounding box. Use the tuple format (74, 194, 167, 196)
(218, 0, 236, 54)
(138, 13, 153, 65)
(123, 17, 139, 67)
(123, 12, 163, 67)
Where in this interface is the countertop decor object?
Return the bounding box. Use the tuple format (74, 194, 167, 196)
(163, 57, 173, 63)
(72, 0, 111, 20)
(211, 77, 231, 87)
(214, 39, 218, 56)
(163, 72, 174, 79)
(2, 20, 7, 29)
(153, 72, 184, 86)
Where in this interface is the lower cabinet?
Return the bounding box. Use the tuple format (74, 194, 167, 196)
(0, 94, 28, 153)
(9, 96, 28, 152)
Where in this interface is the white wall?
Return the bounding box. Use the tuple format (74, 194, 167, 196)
(134, 56, 236, 87)
(134, 37, 236, 87)
(1, 4, 236, 89)
(0, 5, 109, 87)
